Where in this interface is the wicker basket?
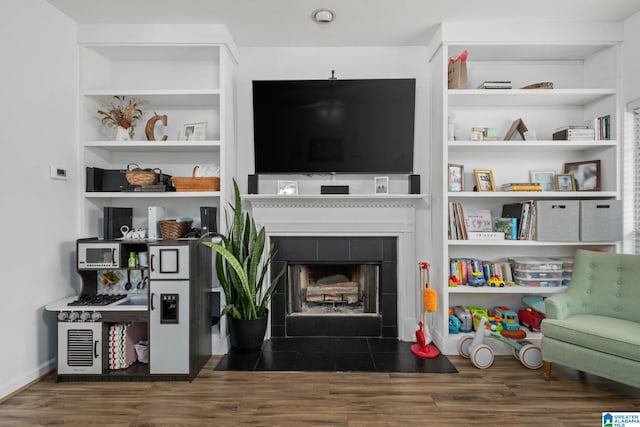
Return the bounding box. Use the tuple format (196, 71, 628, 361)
(172, 166, 220, 192)
(159, 219, 193, 240)
(126, 163, 161, 186)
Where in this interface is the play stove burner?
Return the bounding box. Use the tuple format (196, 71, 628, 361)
(67, 294, 127, 306)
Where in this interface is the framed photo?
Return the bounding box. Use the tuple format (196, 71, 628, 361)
(555, 174, 576, 192)
(277, 180, 298, 195)
(374, 176, 389, 194)
(448, 164, 464, 192)
(563, 160, 601, 191)
(473, 169, 496, 192)
(181, 121, 207, 141)
(530, 169, 556, 191)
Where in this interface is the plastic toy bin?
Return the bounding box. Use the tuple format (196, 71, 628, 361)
(510, 257, 564, 272)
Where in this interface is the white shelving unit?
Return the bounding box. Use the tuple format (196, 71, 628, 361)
(428, 23, 623, 355)
(77, 24, 238, 355)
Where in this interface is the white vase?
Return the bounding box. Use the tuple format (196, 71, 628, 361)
(116, 126, 131, 141)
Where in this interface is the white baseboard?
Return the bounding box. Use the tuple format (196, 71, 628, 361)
(0, 358, 56, 401)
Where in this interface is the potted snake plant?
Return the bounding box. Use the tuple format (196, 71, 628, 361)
(202, 179, 285, 351)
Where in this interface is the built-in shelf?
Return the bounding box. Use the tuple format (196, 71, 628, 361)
(447, 191, 618, 199)
(448, 285, 566, 294)
(84, 90, 221, 107)
(243, 194, 427, 200)
(448, 240, 618, 246)
(85, 141, 221, 152)
(84, 191, 220, 198)
(448, 88, 616, 107)
(448, 140, 616, 152)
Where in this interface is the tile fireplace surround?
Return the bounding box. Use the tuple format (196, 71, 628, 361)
(245, 195, 422, 342)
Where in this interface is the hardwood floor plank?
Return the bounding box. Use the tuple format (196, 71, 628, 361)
(0, 355, 639, 427)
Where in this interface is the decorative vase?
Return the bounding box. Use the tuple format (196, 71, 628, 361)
(228, 311, 268, 352)
(116, 126, 131, 141)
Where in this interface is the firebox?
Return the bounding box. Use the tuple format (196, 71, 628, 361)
(270, 236, 398, 338)
(288, 264, 379, 316)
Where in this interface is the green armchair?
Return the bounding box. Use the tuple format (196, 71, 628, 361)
(541, 249, 640, 388)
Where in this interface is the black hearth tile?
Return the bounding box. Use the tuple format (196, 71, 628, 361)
(367, 337, 408, 353)
(371, 351, 417, 373)
(317, 237, 349, 261)
(335, 351, 375, 372)
(270, 262, 286, 293)
(380, 263, 398, 294)
(349, 238, 383, 261)
(271, 325, 285, 338)
(271, 237, 287, 262)
(255, 350, 298, 371)
(414, 353, 458, 374)
(214, 351, 261, 371)
(332, 337, 370, 353)
(295, 350, 335, 371)
(380, 294, 397, 325)
(271, 293, 286, 325)
(381, 326, 398, 338)
(262, 337, 305, 352)
(285, 238, 317, 261)
(382, 238, 397, 262)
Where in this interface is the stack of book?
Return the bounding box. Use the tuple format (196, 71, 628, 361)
(477, 80, 512, 89)
(449, 257, 515, 286)
(501, 201, 537, 240)
(501, 182, 542, 192)
(552, 126, 595, 141)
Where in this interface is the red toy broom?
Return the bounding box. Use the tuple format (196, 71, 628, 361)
(411, 262, 440, 358)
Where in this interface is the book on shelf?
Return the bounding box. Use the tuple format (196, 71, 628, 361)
(449, 257, 514, 285)
(494, 217, 518, 240)
(467, 231, 505, 240)
(594, 115, 611, 140)
(501, 201, 536, 240)
(448, 201, 468, 240)
(552, 127, 596, 141)
(477, 80, 512, 90)
(501, 182, 543, 191)
(463, 208, 493, 232)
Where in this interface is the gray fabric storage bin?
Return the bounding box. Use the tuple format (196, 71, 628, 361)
(536, 200, 579, 242)
(580, 200, 623, 241)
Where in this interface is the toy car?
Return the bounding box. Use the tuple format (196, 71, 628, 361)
(448, 275, 461, 287)
(468, 271, 486, 286)
(453, 306, 472, 332)
(518, 307, 545, 331)
(449, 315, 461, 334)
(493, 306, 520, 331)
(487, 276, 505, 287)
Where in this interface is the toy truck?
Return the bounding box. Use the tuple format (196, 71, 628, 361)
(453, 306, 472, 332)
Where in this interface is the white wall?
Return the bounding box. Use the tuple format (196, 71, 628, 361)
(623, 11, 640, 104)
(0, 0, 78, 399)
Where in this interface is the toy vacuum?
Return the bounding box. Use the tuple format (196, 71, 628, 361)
(411, 262, 440, 359)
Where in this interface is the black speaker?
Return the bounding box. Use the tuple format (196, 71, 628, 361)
(321, 185, 349, 195)
(248, 174, 258, 194)
(408, 174, 420, 194)
(200, 206, 217, 234)
(103, 207, 132, 240)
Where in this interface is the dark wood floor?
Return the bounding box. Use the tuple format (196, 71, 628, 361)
(1, 355, 639, 426)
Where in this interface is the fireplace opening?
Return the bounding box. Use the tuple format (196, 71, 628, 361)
(288, 264, 379, 316)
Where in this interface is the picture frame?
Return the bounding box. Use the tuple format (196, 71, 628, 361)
(181, 121, 207, 141)
(448, 164, 464, 192)
(563, 160, 601, 191)
(473, 169, 496, 192)
(277, 180, 298, 195)
(530, 169, 556, 191)
(555, 174, 576, 192)
(374, 176, 389, 194)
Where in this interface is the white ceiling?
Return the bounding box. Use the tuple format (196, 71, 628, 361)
(48, 0, 640, 47)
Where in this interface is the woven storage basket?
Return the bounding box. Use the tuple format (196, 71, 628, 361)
(126, 163, 161, 186)
(172, 166, 220, 192)
(159, 219, 193, 240)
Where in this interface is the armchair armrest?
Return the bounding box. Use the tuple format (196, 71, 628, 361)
(544, 292, 578, 320)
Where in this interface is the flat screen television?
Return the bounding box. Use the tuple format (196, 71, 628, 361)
(252, 78, 416, 174)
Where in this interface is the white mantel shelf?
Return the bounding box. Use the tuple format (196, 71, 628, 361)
(243, 193, 427, 205)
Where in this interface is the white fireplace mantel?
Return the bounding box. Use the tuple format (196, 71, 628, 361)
(244, 194, 427, 341)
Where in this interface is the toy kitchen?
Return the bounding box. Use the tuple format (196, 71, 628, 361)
(45, 237, 212, 381)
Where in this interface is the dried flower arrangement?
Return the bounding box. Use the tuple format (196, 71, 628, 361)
(97, 96, 143, 130)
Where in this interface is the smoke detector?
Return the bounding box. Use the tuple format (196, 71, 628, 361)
(312, 9, 335, 23)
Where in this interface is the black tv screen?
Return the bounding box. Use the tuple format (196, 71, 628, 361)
(252, 79, 416, 174)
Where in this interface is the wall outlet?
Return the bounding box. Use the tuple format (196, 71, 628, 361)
(49, 165, 68, 180)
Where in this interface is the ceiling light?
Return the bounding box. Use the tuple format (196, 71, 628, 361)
(312, 9, 334, 24)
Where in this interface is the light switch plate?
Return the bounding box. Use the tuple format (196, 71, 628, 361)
(49, 165, 68, 180)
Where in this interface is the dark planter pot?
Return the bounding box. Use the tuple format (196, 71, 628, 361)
(228, 311, 268, 352)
